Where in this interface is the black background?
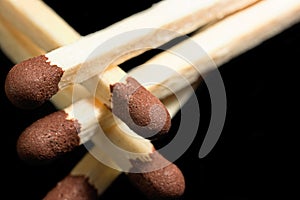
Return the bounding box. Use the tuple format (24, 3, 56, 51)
(0, 1, 298, 199)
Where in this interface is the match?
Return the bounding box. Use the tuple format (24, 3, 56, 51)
(4, 0, 258, 138)
(0, 0, 88, 109)
(4, 0, 259, 107)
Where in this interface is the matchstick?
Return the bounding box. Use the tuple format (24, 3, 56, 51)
(0, 18, 93, 110)
(4, 0, 259, 109)
(0, 1, 87, 109)
(128, 0, 300, 100)
(2, 0, 257, 108)
(3, 0, 259, 138)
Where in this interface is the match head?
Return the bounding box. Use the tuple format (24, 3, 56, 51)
(128, 152, 185, 199)
(111, 77, 171, 140)
(5, 55, 63, 109)
(43, 175, 98, 200)
(16, 110, 80, 164)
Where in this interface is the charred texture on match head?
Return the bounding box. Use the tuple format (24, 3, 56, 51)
(16, 110, 80, 164)
(5, 55, 63, 109)
(110, 77, 171, 140)
(127, 151, 185, 200)
(43, 175, 98, 200)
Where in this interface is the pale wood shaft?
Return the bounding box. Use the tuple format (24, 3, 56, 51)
(0, 14, 45, 63)
(40, 0, 259, 89)
(0, 0, 80, 51)
(129, 0, 300, 99)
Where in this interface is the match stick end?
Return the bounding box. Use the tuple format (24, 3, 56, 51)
(5, 55, 63, 109)
(128, 152, 185, 199)
(43, 175, 98, 200)
(16, 110, 80, 164)
(111, 77, 171, 140)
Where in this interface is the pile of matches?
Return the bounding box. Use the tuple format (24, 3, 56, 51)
(1, 0, 300, 199)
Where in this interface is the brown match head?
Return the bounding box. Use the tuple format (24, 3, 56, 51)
(5, 55, 63, 109)
(16, 110, 80, 164)
(43, 175, 98, 200)
(111, 77, 171, 140)
(128, 152, 185, 199)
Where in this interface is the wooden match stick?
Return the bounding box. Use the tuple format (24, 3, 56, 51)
(3, 0, 259, 107)
(129, 0, 300, 100)
(3, 0, 259, 109)
(0, 1, 88, 110)
(3, 0, 259, 138)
